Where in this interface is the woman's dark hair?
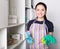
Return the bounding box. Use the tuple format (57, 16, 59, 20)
(35, 2, 47, 20)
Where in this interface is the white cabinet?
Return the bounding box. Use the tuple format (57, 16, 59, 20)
(0, 0, 26, 49)
(0, 0, 8, 49)
(25, 0, 31, 8)
(25, 0, 34, 23)
(8, 0, 26, 49)
(9, 0, 25, 25)
(16, 0, 25, 24)
(0, 0, 8, 28)
(7, 24, 25, 49)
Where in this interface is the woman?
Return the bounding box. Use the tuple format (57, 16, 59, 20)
(27, 2, 54, 49)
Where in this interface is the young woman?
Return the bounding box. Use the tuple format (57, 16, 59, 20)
(27, 2, 54, 49)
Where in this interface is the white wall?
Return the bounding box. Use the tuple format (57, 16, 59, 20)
(33, 0, 60, 49)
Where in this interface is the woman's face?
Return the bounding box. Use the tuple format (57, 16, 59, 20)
(35, 5, 46, 18)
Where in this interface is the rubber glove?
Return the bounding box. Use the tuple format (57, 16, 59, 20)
(26, 31, 34, 44)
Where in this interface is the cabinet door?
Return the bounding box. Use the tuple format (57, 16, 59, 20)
(0, 0, 8, 28)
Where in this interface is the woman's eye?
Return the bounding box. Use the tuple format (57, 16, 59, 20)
(37, 9, 39, 11)
(36, 9, 45, 11)
(42, 9, 44, 11)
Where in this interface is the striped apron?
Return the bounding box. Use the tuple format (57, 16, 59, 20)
(29, 20, 48, 49)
